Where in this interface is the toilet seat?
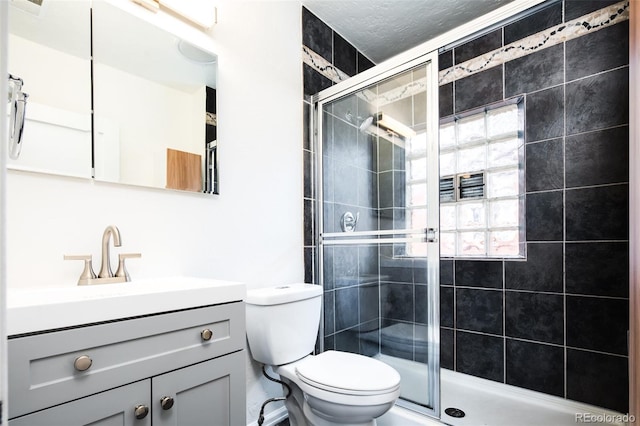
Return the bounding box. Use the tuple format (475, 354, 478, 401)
(295, 351, 401, 396)
(276, 351, 401, 407)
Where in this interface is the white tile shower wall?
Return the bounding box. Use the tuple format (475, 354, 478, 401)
(4, 1, 303, 424)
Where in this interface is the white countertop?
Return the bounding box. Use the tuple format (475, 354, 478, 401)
(7, 277, 245, 335)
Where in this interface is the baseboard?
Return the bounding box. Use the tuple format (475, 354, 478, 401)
(246, 406, 288, 426)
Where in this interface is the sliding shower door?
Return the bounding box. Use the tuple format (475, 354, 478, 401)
(315, 52, 440, 416)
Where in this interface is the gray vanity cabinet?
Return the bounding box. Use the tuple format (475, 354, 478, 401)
(9, 380, 152, 426)
(8, 301, 246, 426)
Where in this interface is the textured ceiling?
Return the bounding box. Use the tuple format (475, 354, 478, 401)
(301, 0, 516, 63)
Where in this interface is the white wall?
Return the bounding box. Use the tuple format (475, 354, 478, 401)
(5, 0, 302, 423)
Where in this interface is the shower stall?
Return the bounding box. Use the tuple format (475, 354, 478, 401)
(313, 51, 441, 417)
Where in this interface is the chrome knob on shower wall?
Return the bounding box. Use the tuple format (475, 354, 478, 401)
(341, 211, 359, 232)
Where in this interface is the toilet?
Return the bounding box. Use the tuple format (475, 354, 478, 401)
(246, 283, 401, 426)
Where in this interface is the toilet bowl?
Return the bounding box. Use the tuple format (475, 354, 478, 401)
(245, 284, 401, 426)
(276, 351, 400, 426)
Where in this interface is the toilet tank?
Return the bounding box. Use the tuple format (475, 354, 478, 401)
(246, 284, 322, 365)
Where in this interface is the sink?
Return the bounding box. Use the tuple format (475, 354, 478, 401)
(7, 277, 245, 336)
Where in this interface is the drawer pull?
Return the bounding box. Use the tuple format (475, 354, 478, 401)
(201, 328, 213, 341)
(160, 396, 174, 410)
(134, 404, 149, 419)
(73, 355, 92, 371)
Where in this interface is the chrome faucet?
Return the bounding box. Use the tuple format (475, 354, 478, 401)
(64, 225, 141, 286)
(98, 225, 121, 278)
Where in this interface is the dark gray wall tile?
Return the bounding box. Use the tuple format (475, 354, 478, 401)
(360, 283, 379, 323)
(566, 242, 629, 298)
(358, 245, 379, 278)
(333, 32, 356, 77)
(323, 246, 334, 290)
(359, 320, 380, 357)
(564, 0, 622, 21)
(566, 67, 629, 135)
(304, 150, 313, 199)
(335, 287, 359, 331)
(565, 126, 629, 188)
(333, 246, 358, 287)
(455, 66, 503, 113)
(302, 7, 332, 61)
(456, 288, 503, 334)
(566, 296, 629, 355)
(525, 85, 564, 143)
(304, 63, 332, 96)
(381, 283, 414, 322)
(357, 53, 375, 73)
(504, 2, 562, 45)
(303, 100, 311, 151)
(565, 184, 629, 241)
(505, 44, 564, 97)
(505, 292, 564, 344)
(526, 138, 564, 192)
(439, 50, 453, 71)
(357, 169, 377, 208)
(439, 82, 453, 118)
(440, 260, 454, 285)
(415, 284, 429, 324)
(324, 290, 335, 335)
(441, 328, 454, 370)
(456, 331, 504, 382)
(440, 286, 454, 328)
(505, 243, 563, 292)
(334, 162, 358, 205)
(455, 29, 502, 64)
(304, 247, 314, 283)
(567, 349, 629, 413)
(333, 119, 358, 166)
(356, 132, 377, 172)
(335, 327, 359, 354)
(506, 339, 564, 396)
(566, 21, 629, 81)
(525, 191, 563, 241)
(304, 199, 313, 246)
(455, 260, 503, 289)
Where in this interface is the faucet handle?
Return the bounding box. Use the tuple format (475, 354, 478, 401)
(64, 254, 97, 286)
(115, 253, 141, 282)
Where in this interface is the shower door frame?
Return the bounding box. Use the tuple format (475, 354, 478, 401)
(312, 49, 441, 418)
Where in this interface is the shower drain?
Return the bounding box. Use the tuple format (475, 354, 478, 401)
(444, 407, 466, 418)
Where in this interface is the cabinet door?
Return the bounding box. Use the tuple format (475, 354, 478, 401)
(9, 380, 151, 426)
(152, 351, 245, 426)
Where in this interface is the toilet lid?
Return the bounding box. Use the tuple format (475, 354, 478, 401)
(295, 351, 400, 395)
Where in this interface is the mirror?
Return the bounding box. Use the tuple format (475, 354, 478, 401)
(92, 1, 218, 194)
(7, 0, 92, 178)
(6, 0, 218, 194)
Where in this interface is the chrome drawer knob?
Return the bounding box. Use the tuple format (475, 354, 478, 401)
(73, 355, 92, 371)
(160, 396, 174, 410)
(134, 404, 149, 419)
(201, 328, 213, 341)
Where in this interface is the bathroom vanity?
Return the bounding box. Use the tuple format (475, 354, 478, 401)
(6, 278, 246, 425)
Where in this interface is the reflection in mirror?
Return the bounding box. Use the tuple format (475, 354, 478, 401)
(7, 0, 92, 177)
(92, 1, 218, 194)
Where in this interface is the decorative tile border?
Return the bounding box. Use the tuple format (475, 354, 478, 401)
(303, 1, 629, 107)
(302, 45, 350, 84)
(206, 112, 217, 126)
(439, 0, 629, 85)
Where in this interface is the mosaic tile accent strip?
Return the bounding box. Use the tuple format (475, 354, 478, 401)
(206, 112, 217, 126)
(303, 45, 350, 84)
(439, 0, 629, 86)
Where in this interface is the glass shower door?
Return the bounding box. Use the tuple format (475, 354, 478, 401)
(316, 54, 440, 416)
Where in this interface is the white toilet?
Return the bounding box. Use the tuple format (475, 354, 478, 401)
(246, 283, 401, 426)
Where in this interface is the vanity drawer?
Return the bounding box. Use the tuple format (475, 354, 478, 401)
(8, 301, 244, 419)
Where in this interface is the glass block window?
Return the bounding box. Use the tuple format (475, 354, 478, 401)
(439, 99, 525, 258)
